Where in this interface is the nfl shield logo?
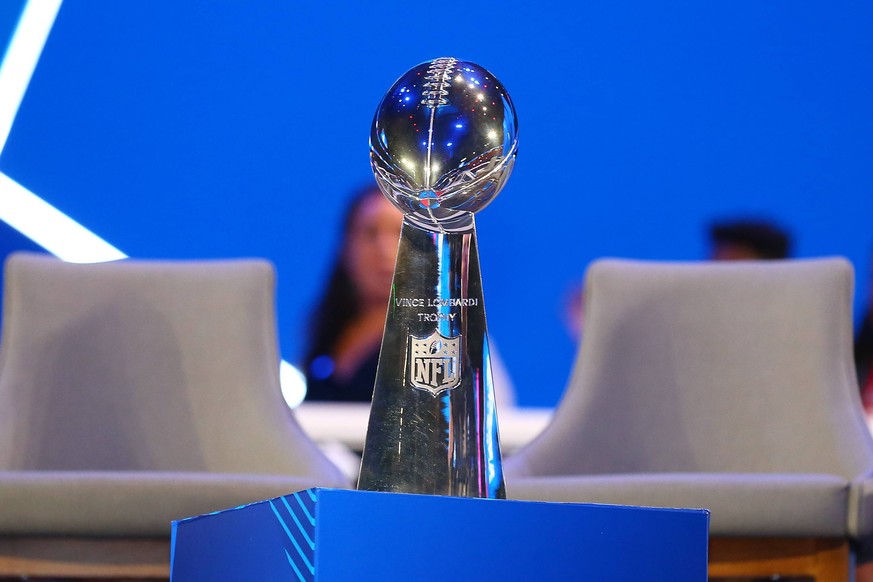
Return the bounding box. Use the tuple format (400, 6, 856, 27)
(408, 331, 462, 396)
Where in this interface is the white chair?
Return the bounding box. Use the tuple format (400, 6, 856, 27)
(0, 252, 348, 579)
(505, 258, 873, 580)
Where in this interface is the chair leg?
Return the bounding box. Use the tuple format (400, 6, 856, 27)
(709, 537, 849, 581)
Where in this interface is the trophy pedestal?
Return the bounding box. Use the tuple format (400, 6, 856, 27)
(170, 488, 709, 581)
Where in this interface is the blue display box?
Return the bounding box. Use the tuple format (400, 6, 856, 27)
(170, 488, 709, 581)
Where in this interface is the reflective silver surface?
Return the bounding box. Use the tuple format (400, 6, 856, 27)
(357, 217, 505, 497)
(370, 57, 518, 232)
(358, 58, 516, 498)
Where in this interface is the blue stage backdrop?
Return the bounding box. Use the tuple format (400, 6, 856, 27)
(1, 1, 871, 406)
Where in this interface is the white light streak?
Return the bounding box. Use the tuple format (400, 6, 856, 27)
(0, 173, 126, 262)
(0, 0, 63, 152)
(0, 0, 309, 403)
(280, 360, 307, 408)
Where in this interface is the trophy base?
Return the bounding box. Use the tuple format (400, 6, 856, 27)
(170, 488, 710, 581)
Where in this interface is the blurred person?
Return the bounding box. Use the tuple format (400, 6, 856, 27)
(303, 184, 516, 406)
(561, 281, 585, 344)
(709, 219, 792, 260)
(303, 184, 402, 402)
(857, 307, 873, 413)
(857, 253, 873, 414)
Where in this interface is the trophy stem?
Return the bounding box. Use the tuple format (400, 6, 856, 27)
(357, 216, 505, 498)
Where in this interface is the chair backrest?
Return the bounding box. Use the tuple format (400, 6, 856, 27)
(0, 252, 345, 483)
(507, 258, 873, 480)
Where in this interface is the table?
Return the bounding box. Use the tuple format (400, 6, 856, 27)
(293, 402, 552, 452)
(292, 403, 553, 480)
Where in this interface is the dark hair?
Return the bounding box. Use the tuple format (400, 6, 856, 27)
(303, 184, 384, 367)
(857, 308, 873, 389)
(709, 219, 791, 260)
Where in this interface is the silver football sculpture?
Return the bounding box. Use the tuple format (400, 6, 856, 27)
(370, 57, 518, 231)
(358, 58, 517, 498)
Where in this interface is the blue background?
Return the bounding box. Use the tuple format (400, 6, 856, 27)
(1, 1, 872, 406)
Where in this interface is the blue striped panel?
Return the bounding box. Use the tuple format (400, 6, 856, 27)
(268, 489, 319, 581)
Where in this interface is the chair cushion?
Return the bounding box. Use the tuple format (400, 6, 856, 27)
(0, 471, 350, 536)
(507, 472, 849, 537)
